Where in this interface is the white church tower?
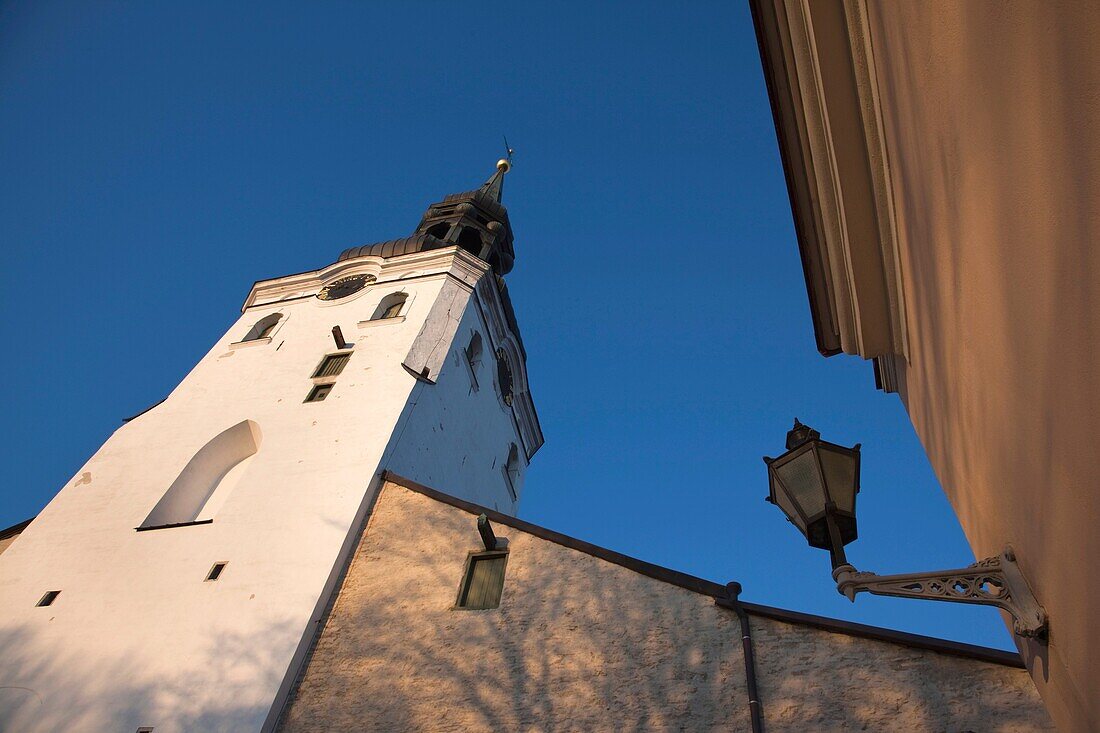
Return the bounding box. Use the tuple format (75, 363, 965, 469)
(0, 160, 542, 732)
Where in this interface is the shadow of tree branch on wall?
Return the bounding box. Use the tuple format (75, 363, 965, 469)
(276, 484, 1051, 733)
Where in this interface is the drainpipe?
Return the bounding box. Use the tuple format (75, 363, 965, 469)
(717, 581, 764, 733)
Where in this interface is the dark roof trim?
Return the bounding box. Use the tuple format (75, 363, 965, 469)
(0, 517, 33, 541)
(749, 0, 842, 357)
(737, 601, 1022, 667)
(338, 233, 450, 263)
(122, 397, 166, 424)
(381, 471, 1024, 669)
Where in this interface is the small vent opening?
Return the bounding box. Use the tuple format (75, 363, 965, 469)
(206, 562, 228, 582)
(304, 383, 333, 403)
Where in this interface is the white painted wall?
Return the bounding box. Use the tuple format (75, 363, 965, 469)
(0, 247, 537, 732)
(384, 303, 528, 512)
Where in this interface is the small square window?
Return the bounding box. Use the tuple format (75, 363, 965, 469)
(456, 552, 508, 610)
(312, 353, 351, 378)
(36, 590, 61, 607)
(304, 383, 333, 403)
(205, 562, 228, 582)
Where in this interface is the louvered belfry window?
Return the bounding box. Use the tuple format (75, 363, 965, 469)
(457, 552, 508, 609)
(313, 353, 351, 379)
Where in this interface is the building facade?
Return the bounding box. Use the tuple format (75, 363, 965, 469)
(0, 164, 541, 732)
(750, 1, 1100, 730)
(277, 475, 1050, 732)
(0, 159, 1052, 732)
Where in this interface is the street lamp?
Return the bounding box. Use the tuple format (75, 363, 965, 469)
(764, 419, 860, 570)
(764, 419, 1048, 640)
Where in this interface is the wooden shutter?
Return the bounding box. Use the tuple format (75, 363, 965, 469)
(459, 553, 508, 609)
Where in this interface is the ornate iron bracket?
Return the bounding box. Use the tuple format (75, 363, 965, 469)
(832, 546, 1048, 639)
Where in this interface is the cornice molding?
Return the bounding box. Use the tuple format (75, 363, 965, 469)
(241, 247, 488, 311)
(473, 276, 544, 460)
(751, 0, 908, 375)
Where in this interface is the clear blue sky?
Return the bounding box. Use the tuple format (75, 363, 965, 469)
(0, 1, 1014, 650)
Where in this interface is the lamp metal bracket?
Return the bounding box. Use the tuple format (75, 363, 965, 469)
(832, 545, 1047, 640)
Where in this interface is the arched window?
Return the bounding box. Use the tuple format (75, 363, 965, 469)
(426, 222, 451, 240)
(503, 444, 521, 500)
(243, 313, 282, 342)
(140, 420, 261, 529)
(457, 227, 483, 257)
(496, 347, 514, 406)
(372, 292, 407, 320)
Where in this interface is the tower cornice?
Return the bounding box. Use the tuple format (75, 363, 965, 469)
(242, 246, 490, 312)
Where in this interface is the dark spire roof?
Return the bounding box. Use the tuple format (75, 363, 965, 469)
(479, 159, 509, 203)
(338, 160, 517, 275)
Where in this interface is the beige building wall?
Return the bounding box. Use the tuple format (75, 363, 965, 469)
(278, 478, 1050, 732)
(865, 5, 1099, 731)
(750, 2, 1100, 728)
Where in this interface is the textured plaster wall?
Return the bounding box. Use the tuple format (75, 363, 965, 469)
(864, 3, 1100, 730)
(279, 482, 1050, 732)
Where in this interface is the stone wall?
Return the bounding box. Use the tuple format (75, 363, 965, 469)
(278, 480, 1051, 732)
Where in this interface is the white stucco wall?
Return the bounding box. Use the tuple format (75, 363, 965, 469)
(0, 248, 535, 732)
(384, 305, 527, 513)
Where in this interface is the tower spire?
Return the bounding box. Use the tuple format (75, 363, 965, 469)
(338, 154, 517, 275)
(481, 139, 514, 203)
(480, 158, 511, 203)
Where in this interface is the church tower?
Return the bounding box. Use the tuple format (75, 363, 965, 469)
(0, 161, 542, 732)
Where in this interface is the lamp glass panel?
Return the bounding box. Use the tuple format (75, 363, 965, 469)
(774, 448, 826, 520)
(818, 445, 857, 513)
(770, 471, 807, 532)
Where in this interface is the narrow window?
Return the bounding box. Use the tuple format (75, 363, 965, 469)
(313, 353, 351, 378)
(36, 590, 61, 607)
(137, 727, 155, 732)
(496, 348, 514, 405)
(372, 293, 407, 320)
(205, 562, 227, 582)
(466, 332, 483, 373)
(503, 444, 521, 500)
(304, 383, 333, 403)
(242, 313, 282, 342)
(457, 552, 508, 609)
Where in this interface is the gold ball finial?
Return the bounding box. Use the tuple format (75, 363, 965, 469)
(496, 158, 511, 173)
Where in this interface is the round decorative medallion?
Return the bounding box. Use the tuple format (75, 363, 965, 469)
(317, 274, 375, 301)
